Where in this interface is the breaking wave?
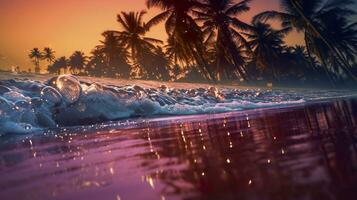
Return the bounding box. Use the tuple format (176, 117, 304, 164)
(0, 75, 353, 134)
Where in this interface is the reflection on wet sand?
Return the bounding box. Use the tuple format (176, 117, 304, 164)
(0, 99, 357, 200)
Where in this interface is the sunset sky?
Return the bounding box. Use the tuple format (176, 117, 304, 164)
(0, 0, 315, 71)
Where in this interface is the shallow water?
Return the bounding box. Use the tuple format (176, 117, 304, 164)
(1, 98, 357, 200)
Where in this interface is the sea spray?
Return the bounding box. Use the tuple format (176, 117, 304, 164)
(0, 75, 352, 134)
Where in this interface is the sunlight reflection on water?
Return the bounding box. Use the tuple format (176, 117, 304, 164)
(0, 98, 357, 200)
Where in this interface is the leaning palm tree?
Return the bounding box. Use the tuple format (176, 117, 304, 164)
(28, 48, 42, 73)
(254, 0, 357, 81)
(244, 22, 289, 80)
(104, 11, 162, 77)
(69, 51, 87, 74)
(146, 0, 216, 81)
(43, 47, 55, 64)
(193, 0, 253, 80)
(311, 12, 357, 75)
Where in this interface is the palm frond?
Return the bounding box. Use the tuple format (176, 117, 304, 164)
(225, 0, 251, 16)
(143, 37, 163, 44)
(276, 26, 293, 37)
(230, 17, 253, 32)
(145, 10, 172, 30)
(146, 0, 171, 9)
(117, 13, 130, 32)
(253, 10, 294, 24)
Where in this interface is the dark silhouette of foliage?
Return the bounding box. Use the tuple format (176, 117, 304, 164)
(194, 0, 253, 80)
(146, 0, 216, 81)
(69, 51, 87, 74)
(105, 11, 163, 78)
(43, 47, 55, 64)
(48, 56, 67, 74)
(254, 0, 357, 82)
(40, 0, 357, 87)
(244, 21, 289, 80)
(28, 48, 42, 73)
(91, 32, 131, 78)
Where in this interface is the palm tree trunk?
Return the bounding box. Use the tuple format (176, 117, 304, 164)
(304, 33, 317, 70)
(271, 63, 280, 83)
(314, 45, 336, 87)
(304, 33, 335, 86)
(219, 26, 249, 81)
(35, 58, 40, 73)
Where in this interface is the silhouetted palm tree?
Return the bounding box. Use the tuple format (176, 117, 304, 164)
(105, 11, 162, 77)
(69, 51, 87, 74)
(87, 47, 106, 77)
(146, 0, 216, 81)
(43, 47, 55, 64)
(244, 22, 289, 80)
(193, 0, 252, 80)
(165, 36, 193, 69)
(254, 0, 357, 81)
(94, 32, 131, 78)
(47, 64, 57, 74)
(48, 56, 67, 74)
(290, 45, 312, 71)
(276, 45, 311, 82)
(28, 48, 42, 73)
(310, 12, 357, 78)
(144, 47, 171, 80)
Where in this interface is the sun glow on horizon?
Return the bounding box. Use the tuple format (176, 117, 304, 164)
(0, 0, 304, 71)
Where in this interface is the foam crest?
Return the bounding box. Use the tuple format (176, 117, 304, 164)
(0, 75, 352, 134)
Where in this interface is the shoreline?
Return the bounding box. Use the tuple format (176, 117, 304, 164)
(0, 72, 254, 90)
(2, 72, 355, 91)
(46, 96, 357, 135)
(1, 71, 356, 135)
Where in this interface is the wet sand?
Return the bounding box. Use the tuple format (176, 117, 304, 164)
(1, 98, 357, 200)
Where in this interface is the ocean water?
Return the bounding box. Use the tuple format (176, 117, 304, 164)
(0, 98, 357, 200)
(0, 75, 355, 135)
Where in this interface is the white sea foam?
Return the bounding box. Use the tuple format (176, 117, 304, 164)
(0, 75, 353, 134)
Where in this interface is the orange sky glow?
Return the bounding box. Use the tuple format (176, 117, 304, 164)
(0, 0, 304, 71)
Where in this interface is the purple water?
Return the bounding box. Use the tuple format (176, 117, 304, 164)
(1, 98, 357, 200)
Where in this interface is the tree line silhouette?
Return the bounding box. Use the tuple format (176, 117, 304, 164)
(28, 0, 357, 86)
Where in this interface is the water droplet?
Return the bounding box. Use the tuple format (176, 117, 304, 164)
(41, 86, 62, 106)
(55, 75, 82, 104)
(24, 124, 32, 130)
(281, 149, 285, 154)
